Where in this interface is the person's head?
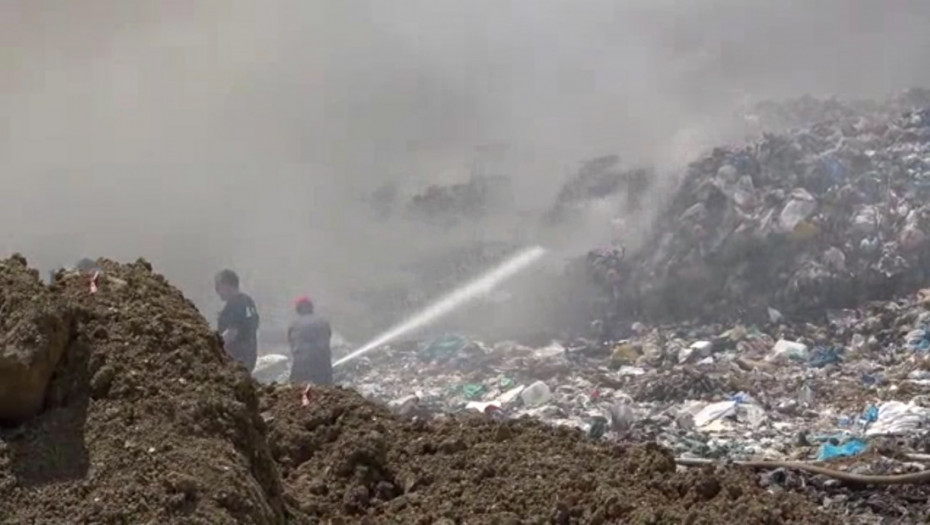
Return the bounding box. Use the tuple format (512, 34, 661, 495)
(293, 295, 314, 315)
(214, 269, 240, 301)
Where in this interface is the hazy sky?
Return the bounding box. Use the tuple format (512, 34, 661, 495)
(3, 1, 930, 339)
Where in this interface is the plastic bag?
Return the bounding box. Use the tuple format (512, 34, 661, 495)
(865, 401, 930, 436)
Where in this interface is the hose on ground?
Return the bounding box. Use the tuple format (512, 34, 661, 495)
(675, 457, 930, 485)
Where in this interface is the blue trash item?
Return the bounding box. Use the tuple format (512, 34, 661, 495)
(808, 346, 843, 368)
(818, 438, 867, 461)
(418, 334, 470, 363)
(729, 392, 752, 404)
(727, 152, 756, 174)
(862, 405, 879, 423)
(821, 156, 846, 186)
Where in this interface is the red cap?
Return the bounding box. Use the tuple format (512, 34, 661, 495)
(293, 295, 312, 307)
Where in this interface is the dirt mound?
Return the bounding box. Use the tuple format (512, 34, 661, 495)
(263, 386, 835, 524)
(0, 255, 72, 422)
(0, 257, 291, 524)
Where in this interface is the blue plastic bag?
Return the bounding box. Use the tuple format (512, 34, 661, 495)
(818, 438, 867, 461)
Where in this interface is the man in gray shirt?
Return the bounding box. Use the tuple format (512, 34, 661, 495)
(288, 296, 333, 385)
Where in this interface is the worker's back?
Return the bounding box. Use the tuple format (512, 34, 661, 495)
(288, 313, 332, 385)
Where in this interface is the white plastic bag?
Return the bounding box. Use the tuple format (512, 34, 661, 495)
(693, 400, 738, 428)
(865, 401, 930, 436)
(767, 339, 809, 363)
(520, 381, 553, 407)
(252, 353, 291, 384)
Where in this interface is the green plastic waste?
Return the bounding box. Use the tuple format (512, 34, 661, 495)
(587, 416, 608, 439)
(462, 383, 487, 400)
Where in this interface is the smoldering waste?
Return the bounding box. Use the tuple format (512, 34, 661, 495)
(0, 256, 832, 524)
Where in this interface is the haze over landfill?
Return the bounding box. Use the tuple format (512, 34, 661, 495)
(3, 0, 930, 341)
(9, 2, 930, 524)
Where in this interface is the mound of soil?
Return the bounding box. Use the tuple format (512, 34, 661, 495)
(0, 255, 72, 422)
(263, 386, 835, 524)
(0, 258, 291, 524)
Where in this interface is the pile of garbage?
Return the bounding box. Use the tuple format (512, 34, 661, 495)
(339, 284, 930, 522)
(597, 93, 930, 327)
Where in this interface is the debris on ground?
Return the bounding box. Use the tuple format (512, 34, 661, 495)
(264, 386, 834, 524)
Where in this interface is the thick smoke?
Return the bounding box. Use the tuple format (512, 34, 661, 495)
(3, 0, 930, 343)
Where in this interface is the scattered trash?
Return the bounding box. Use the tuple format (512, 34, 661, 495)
(693, 401, 738, 428)
(818, 439, 868, 461)
(462, 383, 487, 400)
(253, 354, 290, 384)
(419, 334, 470, 363)
(769, 340, 810, 363)
(465, 400, 500, 414)
(499, 384, 526, 405)
(808, 346, 843, 368)
(609, 342, 639, 368)
(520, 381, 553, 407)
(865, 401, 930, 437)
(608, 399, 636, 432)
(586, 416, 608, 438)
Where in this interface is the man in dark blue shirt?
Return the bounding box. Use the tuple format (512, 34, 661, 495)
(214, 269, 260, 372)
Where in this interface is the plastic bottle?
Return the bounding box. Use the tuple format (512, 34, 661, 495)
(520, 381, 552, 407)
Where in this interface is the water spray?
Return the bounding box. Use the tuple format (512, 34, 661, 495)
(333, 245, 547, 367)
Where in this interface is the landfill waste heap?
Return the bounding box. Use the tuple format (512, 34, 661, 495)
(324, 93, 930, 524)
(586, 91, 930, 330)
(0, 255, 839, 523)
(543, 154, 653, 225)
